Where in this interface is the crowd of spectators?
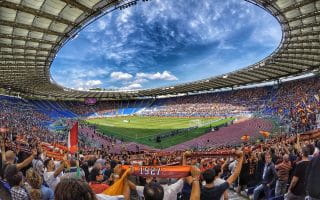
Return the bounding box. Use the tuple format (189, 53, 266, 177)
(142, 76, 320, 133)
(0, 75, 319, 200)
(0, 126, 319, 200)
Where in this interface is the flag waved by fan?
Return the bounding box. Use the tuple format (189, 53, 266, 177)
(68, 122, 78, 154)
(241, 134, 250, 142)
(259, 130, 270, 138)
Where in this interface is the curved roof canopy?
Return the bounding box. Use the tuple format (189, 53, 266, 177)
(0, 0, 320, 99)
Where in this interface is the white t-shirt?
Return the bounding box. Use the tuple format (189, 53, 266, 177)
(44, 171, 61, 190)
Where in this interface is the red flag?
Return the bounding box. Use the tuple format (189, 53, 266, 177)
(241, 135, 250, 141)
(259, 131, 270, 138)
(68, 122, 78, 154)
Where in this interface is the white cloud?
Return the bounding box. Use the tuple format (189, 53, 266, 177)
(72, 79, 103, 91)
(132, 78, 148, 84)
(136, 71, 178, 81)
(120, 83, 142, 90)
(56, 67, 110, 79)
(110, 71, 133, 80)
(85, 80, 102, 86)
(250, 25, 281, 47)
(98, 20, 107, 30)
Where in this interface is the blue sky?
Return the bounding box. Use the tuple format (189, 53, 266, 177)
(50, 0, 281, 91)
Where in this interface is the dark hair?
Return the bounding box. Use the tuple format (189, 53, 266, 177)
(213, 165, 222, 176)
(43, 159, 51, 169)
(143, 182, 164, 200)
(9, 173, 22, 187)
(89, 167, 100, 182)
(70, 159, 77, 167)
(307, 144, 315, 156)
(302, 147, 311, 157)
(5, 165, 22, 187)
(202, 169, 216, 184)
(55, 178, 97, 200)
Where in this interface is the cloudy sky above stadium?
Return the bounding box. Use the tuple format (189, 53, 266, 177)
(51, 0, 281, 91)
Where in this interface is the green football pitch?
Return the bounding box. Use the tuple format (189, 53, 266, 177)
(85, 116, 234, 149)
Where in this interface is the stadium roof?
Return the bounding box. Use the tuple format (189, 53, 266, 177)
(0, 0, 320, 99)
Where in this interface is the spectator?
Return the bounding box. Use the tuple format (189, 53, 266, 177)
(25, 168, 54, 200)
(89, 167, 109, 194)
(253, 153, 277, 200)
(275, 154, 292, 196)
(286, 147, 310, 200)
(54, 178, 97, 200)
(306, 141, 320, 200)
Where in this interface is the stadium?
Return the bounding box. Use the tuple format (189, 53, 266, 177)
(0, 0, 320, 200)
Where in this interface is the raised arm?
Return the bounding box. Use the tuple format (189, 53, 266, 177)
(182, 151, 191, 166)
(226, 151, 244, 185)
(16, 149, 37, 170)
(190, 166, 201, 200)
(54, 160, 66, 178)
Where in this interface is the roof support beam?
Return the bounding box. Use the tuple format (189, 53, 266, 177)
(234, 72, 263, 81)
(275, 55, 320, 63)
(285, 45, 320, 50)
(0, 52, 48, 57)
(288, 22, 320, 32)
(285, 50, 320, 56)
(248, 69, 277, 78)
(240, 71, 271, 80)
(0, 1, 75, 26)
(288, 10, 320, 23)
(272, 61, 306, 71)
(1, 58, 46, 62)
(280, 0, 316, 13)
(289, 31, 320, 38)
(205, 81, 227, 88)
(255, 67, 287, 76)
(0, 20, 64, 36)
(214, 78, 242, 85)
(274, 58, 317, 68)
(284, 39, 320, 45)
(60, 0, 93, 13)
(226, 75, 252, 83)
(0, 63, 46, 66)
(0, 44, 50, 51)
(0, 34, 56, 45)
(263, 65, 294, 74)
